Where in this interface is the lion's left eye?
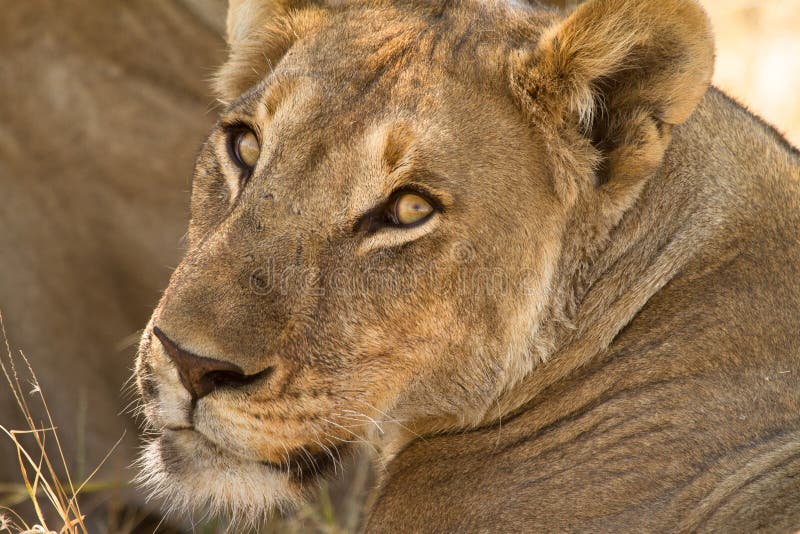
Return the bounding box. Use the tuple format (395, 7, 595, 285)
(229, 129, 261, 171)
(386, 192, 434, 226)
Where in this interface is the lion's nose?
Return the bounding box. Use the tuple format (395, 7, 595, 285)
(152, 326, 273, 400)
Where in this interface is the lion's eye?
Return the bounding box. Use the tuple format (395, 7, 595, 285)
(387, 192, 434, 226)
(231, 129, 260, 170)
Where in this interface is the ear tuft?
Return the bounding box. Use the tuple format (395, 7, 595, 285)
(214, 0, 323, 104)
(511, 0, 714, 202)
(518, 0, 714, 128)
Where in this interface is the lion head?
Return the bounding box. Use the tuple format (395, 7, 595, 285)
(135, 0, 713, 521)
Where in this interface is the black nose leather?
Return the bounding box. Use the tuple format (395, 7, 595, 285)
(152, 326, 272, 400)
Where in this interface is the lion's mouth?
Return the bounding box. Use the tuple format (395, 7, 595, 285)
(264, 444, 349, 481)
(160, 426, 347, 482)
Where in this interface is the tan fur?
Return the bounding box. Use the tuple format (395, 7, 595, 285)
(134, 0, 800, 530)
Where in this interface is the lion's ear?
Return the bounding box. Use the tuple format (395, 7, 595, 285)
(511, 0, 714, 204)
(215, 0, 319, 103)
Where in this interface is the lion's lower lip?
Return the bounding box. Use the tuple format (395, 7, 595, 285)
(159, 427, 347, 480)
(261, 460, 286, 470)
(162, 427, 264, 465)
(273, 444, 349, 481)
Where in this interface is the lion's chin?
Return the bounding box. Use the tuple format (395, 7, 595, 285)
(135, 429, 300, 524)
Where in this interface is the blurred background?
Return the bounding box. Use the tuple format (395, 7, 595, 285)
(1, 0, 798, 532)
(707, 0, 800, 146)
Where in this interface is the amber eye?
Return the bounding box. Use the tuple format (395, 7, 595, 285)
(231, 129, 260, 170)
(387, 192, 435, 226)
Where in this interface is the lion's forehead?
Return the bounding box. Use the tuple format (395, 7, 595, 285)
(257, 2, 553, 109)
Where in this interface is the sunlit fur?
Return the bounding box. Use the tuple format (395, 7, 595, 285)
(135, 432, 297, 528)
(136, 0, 800, 529)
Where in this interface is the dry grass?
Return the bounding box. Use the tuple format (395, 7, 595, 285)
(0, 309, 113, 533)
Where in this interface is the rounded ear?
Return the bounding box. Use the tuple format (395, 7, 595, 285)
(511, 0, 715, 204)
(215, 0, 321, 103)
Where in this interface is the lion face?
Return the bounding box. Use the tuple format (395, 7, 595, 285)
(135, 1, 565, 516)
(135, 0, 714, 520)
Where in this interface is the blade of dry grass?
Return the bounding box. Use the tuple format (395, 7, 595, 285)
(0, 309, 124, 533)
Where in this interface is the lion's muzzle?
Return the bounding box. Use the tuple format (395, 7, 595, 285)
(152, 326, 274, 400)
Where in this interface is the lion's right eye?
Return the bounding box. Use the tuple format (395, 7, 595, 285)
(229, 129, 261, 172)
(386, 192, 435, 227)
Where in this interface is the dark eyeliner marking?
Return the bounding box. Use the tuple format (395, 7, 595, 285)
(223, 122, 259, 182)
(354, 185, 442, 234)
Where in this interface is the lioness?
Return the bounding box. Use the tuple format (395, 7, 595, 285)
(135, 0, 800, 531)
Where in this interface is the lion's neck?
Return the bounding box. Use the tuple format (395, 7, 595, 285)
(476, 87, 780, 430)
(380, 137, 708, 453)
